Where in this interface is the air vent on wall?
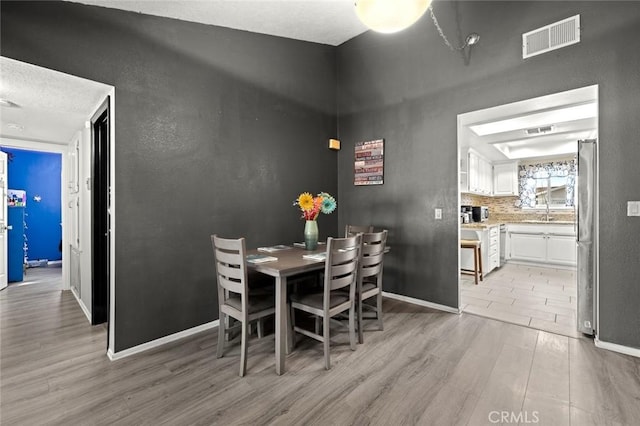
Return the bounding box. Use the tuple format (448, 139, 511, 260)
(523, 15, 580, 59)
(525, 125, 554, 135)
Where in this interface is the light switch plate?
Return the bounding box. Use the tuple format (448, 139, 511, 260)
(435, 208, 442, 220)
(628, 201, 640, 217)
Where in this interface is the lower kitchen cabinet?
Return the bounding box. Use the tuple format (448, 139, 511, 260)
(461, 224, 501, 276)
(547, 233, 578, 265)
(509, 232, 547, 263)
(507, 224, 576, 267)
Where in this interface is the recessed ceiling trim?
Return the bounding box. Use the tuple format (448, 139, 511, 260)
(486, 128, 588, 146)
(494, 140, 579, 160)
(468, 101, 597, 136)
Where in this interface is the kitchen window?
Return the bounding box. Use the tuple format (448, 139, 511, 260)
(517, 159, 576, 209)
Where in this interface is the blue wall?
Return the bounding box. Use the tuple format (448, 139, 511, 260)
(2, 147, 62, 261)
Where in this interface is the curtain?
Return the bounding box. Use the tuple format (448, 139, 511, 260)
(517, 159, 577, 207)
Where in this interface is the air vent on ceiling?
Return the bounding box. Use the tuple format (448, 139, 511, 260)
(525, 125, 554, 135)
(523, 15, 580, 59)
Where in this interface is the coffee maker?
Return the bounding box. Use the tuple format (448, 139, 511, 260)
(460, 205, 473, 223)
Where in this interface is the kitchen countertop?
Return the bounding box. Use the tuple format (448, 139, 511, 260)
(461, 220, 575, 229)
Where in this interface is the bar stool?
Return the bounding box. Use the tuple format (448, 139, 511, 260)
(460, 239, 483, 285)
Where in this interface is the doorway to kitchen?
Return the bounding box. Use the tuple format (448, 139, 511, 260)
(457, 85, 598, 339)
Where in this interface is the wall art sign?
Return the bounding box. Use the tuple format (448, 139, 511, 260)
(354, 139, 384, 186)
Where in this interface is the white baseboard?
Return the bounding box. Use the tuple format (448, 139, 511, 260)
(107, 294, 458, 361)
(70, 287, 92, 323)
(107, 320, 219, 361)
(382, 291, 460, 314)
(595, 337, 640, 359)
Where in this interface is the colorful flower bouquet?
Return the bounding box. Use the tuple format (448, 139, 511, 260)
(293, 192, 337, 221)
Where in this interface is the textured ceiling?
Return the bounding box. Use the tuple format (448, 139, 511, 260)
(0, 57, 112, 145)
(67, 0, 369, 46)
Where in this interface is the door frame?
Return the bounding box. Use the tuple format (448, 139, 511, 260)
(104, 91, 116, 356)
(0, 138, 69, 290)
(90, 99, 110, 326)
(0, 88, 116, 355)
(0, 151, 7, 291)
(456, 85, 599, 338)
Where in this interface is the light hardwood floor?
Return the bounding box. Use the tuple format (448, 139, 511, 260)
(2, 268, 640, 425)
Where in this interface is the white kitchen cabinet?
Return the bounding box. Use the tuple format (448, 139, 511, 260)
(488, 225, 500, 271)
(507, 224, 576, 266)
(547, 233, 578, 265)
(493, 161, 519, 196)
(463, 149, 492, 195)
(461, 224, 501, 276)
(509, 232, 547, 263)
(459, 155, 469, 193)
(479, 157, 492, 195)
(467, 150, 479, 193)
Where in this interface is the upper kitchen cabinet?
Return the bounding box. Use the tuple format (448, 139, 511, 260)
(461, 148, 492, 195)
(493, 161, 519, 196)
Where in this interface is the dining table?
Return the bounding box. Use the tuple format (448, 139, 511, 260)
(246, 244, 327, 375)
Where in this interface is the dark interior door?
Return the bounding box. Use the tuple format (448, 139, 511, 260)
(91, 103, 110, 325)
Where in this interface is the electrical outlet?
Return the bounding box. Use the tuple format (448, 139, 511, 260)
(628, 201, 640, 217)
(435, 208, 442, 220)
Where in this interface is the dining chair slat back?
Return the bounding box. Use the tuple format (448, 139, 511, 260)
(290, 234, 362, 370)
(345, 224, 374, 237)
(356, 230, 388, 344)
(211, 234, 275, 377)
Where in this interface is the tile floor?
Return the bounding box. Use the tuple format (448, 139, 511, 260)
(461, 262, 580, 338)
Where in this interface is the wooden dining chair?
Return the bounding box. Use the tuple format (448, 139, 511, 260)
(355, 230, 387, 344)
(211, 235, 275, 377)
(344, 224, 373, 237)
(290, 234, 362, 370)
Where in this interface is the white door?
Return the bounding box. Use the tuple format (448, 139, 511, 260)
(0, 152, 8, 291)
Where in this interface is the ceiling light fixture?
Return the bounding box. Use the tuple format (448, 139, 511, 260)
(355, 0, 432, 34)
(428, 8, 480, 51)
(355, 1, 480, 53)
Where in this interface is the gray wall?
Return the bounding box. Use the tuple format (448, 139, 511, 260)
(3, 1, 639, 351)
(1, 1, 338, 351)
(336, 1, 640, 348)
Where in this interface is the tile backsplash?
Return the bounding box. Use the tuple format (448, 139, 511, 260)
(461, 193, 575, 222)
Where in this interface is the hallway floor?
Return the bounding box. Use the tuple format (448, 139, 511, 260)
(461, 263, 580, 338)
(8, 263, 62, 288)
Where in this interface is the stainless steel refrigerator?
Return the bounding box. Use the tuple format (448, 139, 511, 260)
(577, 139, 597, 335)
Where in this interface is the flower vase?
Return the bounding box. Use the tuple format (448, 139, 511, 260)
(304, 220, 319, 250)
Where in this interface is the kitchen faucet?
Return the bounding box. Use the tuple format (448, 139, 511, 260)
(544, 182, 551, 221)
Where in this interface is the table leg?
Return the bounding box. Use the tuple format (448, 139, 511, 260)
(275, 276, 287, 375)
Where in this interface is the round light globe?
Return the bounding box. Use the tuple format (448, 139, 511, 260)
(355, 0, 432, 34)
